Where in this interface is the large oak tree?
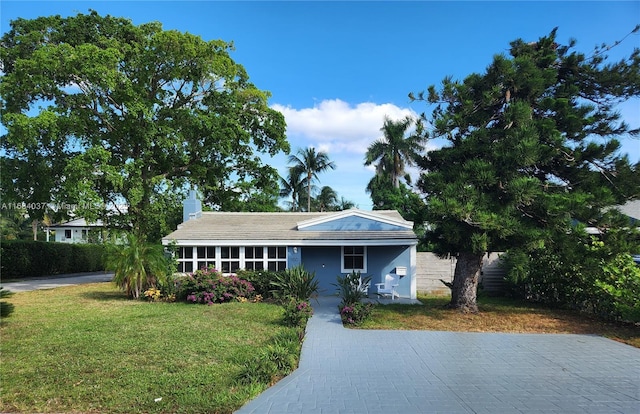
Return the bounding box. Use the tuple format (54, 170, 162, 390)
(1, 11, 288, 241)
(412, 27, 640, 312)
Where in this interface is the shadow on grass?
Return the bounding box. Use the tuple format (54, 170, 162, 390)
(82, 289, 129, 302)
(364, 294, 640, 348)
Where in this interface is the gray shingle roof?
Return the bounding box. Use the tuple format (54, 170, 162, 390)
(615, 199, 640, 222)
(163, 209, 417, 245)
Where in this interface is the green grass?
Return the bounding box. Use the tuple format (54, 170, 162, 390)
(359, 294, 640, 348)
(0, 283, 297, 414)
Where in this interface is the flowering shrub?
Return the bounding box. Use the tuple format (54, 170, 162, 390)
(236, 270, 279, 299)
(339, 302, 373, 326)
(282, 297, 313, 327)
(177, 268, 255, 304)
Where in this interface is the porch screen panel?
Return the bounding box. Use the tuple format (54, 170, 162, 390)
(177, 246, 194, 273)
(245, 246, 265, 270)
(267, 246, 287, 271)
(221, 246, 240, 273)
(196, 246, 216, 271)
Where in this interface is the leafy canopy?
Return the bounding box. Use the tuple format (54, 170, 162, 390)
(0, 11, 289, 241)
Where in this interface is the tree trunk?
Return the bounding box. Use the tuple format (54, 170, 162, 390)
(307, 172, 312, 212)
(32, 219, 38, 241)
(448, 251, 483, 313)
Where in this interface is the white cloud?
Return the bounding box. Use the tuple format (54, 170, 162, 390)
(271, 99, 419, 155)
(270, 99, 431, 210)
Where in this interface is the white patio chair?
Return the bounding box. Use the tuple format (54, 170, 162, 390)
(375, 274, 399, 300)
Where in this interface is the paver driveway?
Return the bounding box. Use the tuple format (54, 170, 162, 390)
(236, 296, 640, 414)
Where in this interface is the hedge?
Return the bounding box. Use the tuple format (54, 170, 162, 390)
(1, 240, 106, 279)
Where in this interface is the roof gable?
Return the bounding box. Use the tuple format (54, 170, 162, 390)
(297, 209, 412, 231)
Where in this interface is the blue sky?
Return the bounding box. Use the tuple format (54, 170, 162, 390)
(2, 1, 639, 210)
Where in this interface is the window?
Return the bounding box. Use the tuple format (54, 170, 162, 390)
(244, 246, 264, 270)
(177, 246, 194, 273)
(342, 246, 366, 273)
(64, 229, 72, 239)
(220, 247, 240, 273)
(196, 246, 216, 271)
(267, 246, 287, 271)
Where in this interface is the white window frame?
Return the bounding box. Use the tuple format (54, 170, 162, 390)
(176, 246, 289, 274)
(341, 246, 367, 273)
(266, 246, 287, 272)
(196, 246, 216, 271)
(244, 246, 266, 271)
(220, 246, 241, 274)
(177, 246, 195, 273)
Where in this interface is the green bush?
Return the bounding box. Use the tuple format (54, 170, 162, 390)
(0, 240, 105, 278)
(503, 230, 640, 323)
(334, 271, 374, 326)
(594, 253, 640, 322)
(235, 328, 301, 385)
(282, 297, 313, 327)
(270, 265, 319, 302)
(236, 269, 279, 299)
(334, 271, 371, 305)
(339, 302, 374, 326)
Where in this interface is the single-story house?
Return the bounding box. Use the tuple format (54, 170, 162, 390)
(46, 218, 105, 243)
(162, 191, 418, 299)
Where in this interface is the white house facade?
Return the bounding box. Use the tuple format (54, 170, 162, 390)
(46, 218, 104, 244)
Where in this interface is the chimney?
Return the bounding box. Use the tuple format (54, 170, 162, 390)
(183, 189, 202, 223)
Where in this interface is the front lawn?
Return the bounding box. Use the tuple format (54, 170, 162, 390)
(0, 283, 297, 414)
(359, 294, 640, 348)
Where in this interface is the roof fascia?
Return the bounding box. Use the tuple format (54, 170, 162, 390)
(162, 238, 418, 247)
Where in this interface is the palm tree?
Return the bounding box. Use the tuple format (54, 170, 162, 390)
(279, 166, 306, 211)
(364, 115, 424, 188)
(288, 147, 336, 212)
(314, 186, 338, 212)
(337, 197, 356, 211)
(104, 233, 170, 299)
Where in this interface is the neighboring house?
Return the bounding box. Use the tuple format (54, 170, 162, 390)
(615, 199, 640, 226)
(616, 199, 640, 265)
(585, 199, 640, 234)
(162, 191, 419, 299)
(46, 218, 105, 244)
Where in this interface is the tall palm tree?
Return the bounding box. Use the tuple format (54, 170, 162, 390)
(364, 115, 424, 188)
(279, 166, 306, 211)
(288, 147, 336, 212)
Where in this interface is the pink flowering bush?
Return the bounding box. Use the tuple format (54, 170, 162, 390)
(282, 297, 313, 327)
(339, 302, 373, 326)
(176, 268, 255, 304)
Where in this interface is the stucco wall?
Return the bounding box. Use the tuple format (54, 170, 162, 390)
(300, 245, 414, 297)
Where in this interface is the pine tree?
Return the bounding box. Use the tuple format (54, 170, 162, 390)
(412, 27, 640, 312)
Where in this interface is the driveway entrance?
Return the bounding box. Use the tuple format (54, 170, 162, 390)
(237, 296, 640, 413)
